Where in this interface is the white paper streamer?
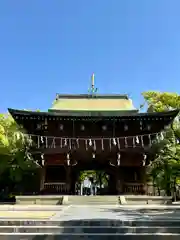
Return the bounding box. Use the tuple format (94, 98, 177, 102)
(89, 139, 92, 146)
(136, 136, 139, 144)
(113, 138, 116, 145)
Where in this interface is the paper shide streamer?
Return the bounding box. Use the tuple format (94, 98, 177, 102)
(26, 130, 168, 151)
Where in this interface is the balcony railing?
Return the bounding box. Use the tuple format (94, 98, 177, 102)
(123, 183, 145, 195)
(43, 182, 69, 194)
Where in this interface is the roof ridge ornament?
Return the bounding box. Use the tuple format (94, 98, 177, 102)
(88, 73, 98, 96)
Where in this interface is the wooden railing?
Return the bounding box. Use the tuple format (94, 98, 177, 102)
(123, 183, 145, 195)
(43, 182, 69, 194)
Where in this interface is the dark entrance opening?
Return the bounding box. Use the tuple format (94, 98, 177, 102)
(70, 159, 117, 195)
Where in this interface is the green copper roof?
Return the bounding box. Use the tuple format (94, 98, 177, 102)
(50, 94, 137, 112)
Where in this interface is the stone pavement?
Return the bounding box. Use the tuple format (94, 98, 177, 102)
(0, 211, 55, 219)
(1, 205, 180, 239)
(0, 205, 67, 220)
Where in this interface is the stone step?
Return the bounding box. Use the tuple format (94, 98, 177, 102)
(1, 226, 180, 234)
(1, 219, 180, 227)
(67, 203, 118, 205)
(0, 233, 180, 240)
(68, 202, 118, 205)
(68, 200, 118, 202)
(67, 196, 119, 205)
(68, 196, 118, 200)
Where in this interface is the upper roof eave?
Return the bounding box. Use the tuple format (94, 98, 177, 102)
(8, 108, 179, 119)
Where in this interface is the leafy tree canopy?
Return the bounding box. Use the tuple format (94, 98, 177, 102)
(142, 91, 180, 196)
(142, 91, 180, 112)
(0, 113, 37, 184)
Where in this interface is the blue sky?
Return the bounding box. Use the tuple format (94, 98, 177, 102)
(0, 0, 180, 112)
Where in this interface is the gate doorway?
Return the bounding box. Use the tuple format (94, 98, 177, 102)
(75, 170, 110, 196)
(70, 160, 117, 195)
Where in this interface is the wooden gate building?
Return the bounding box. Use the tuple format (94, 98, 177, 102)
(8, 93, 178, 195)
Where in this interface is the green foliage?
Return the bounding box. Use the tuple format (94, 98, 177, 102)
(142, 91, 180, 196)
(0, 113, 37, 190)
(142, 91, 180, 112)
(78, 170, 96, 182)
(78, 170, 109, 187)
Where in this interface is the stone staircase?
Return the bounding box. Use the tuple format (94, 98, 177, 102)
(67, 195, 119, 205)
(0, 219, 180, 239)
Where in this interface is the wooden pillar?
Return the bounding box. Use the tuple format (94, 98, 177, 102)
(140, 166, 147, 194)
(66, 166, 71, 194)
(40, 167, 46, 191)
(115, 168, 121, 195)
(118, 167, 124, 194)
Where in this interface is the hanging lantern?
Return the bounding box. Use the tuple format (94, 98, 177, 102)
(41, 154, 45, 166)
(117, 153, 121, 166)
(81, 125, 85, 131)
(124, 124, 128, 131)
(102, 125, 107, 131)
(147, 125, 151, 131)
(44, 118, 48, 130)
(92, 153, 95, 159)
(67, 153, 70, 166)
(59, 124, 64, 130)
(36, 124, 41, 130)
(140, 121, 143, 130)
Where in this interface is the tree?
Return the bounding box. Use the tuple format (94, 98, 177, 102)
(0, 113, 37, 194)
(150, 130, 180, 196)
(78, 170, 109, 189)
(142, 91, 180, 112)
(142, 91, 180, 197)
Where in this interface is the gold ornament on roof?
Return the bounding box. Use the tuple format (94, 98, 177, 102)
(88, 73, 98, 95)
